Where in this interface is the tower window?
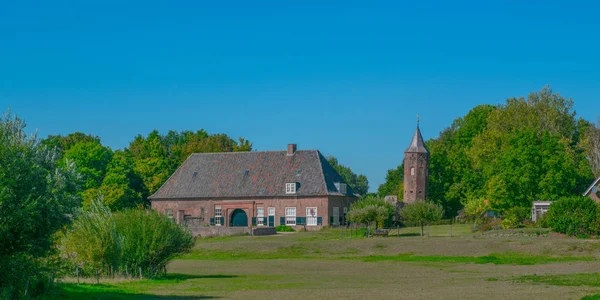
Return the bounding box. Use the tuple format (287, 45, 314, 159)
(419, 167, 424, 176)
(410, 167, 415, 176)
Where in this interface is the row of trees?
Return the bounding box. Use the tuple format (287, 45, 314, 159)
(378, 87, 600, 217)
(40, 129, 253, 210)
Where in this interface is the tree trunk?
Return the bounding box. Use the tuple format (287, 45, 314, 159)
(420, 223, 424, 236)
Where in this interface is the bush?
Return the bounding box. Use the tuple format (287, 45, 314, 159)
(60, 199, 194, 280)
(276, 225, 295, 232)
(501, 207, 530, 229)
(546, 196, 599, 236)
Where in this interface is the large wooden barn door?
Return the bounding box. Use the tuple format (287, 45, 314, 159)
(230, 209, 248, 227)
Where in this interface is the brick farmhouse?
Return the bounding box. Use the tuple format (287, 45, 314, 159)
(149, 144, 358, 230)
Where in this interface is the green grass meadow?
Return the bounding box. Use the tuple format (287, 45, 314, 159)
(49, 225, 600, 299)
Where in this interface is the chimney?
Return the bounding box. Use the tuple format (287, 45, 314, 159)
(287, 144, 297, 156)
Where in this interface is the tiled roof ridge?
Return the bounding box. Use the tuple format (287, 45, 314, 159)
(189, 149, 318, 156)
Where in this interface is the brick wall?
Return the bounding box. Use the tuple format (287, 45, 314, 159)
(151, 195, 357, 229)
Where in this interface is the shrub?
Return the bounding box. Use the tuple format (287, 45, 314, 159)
(546, 196, 599, 236)
(276, 225, 295, 232)
(60, 199, 194, 280)
(501, 207, 530, 229)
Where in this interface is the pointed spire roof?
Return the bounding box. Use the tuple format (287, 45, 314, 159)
(405, 124, 429, 153)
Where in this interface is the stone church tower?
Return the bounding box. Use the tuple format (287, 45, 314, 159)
(403, 121, 429, 203)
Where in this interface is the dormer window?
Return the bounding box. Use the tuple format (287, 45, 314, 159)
(334, 182, 347, 194)
(286, 182, 297, 194)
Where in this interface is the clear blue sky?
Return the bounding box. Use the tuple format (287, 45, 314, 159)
(1, 1, 599, 192)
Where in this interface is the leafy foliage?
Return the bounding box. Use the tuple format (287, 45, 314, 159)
(501, 207, 530, 229)
(60, 199, 194, 279)
(276, 225, 295, 232)
(0, 110, 81, 298)
(377, 164, 404, 199)
(347, 195, 395, 228)
(326, 156, 369, 196)
(545, 196, 599, 236)
(400, 201, 444, 236)
(379, 87, 596, 216)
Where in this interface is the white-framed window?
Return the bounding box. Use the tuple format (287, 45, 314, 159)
(214, 205, 222, 226)
(306, 207, 317, 226)
(268, 207, 275, 216)
(285, 207, 296, 225)
(410, 167, 415, 176)
(333, 207, 340, 226)
(257, 207, 265, 226)
(285, 182, 297, 194)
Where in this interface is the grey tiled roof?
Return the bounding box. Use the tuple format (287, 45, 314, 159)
(149, 150, 356, 199)
(405, 125, 429, 153)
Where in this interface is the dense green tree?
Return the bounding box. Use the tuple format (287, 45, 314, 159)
(129, 130, 174, 197)
(61, 140, 113, 191)
(41, 132, 100, 154)
(0, 111, 81, 298)
(326, 156, 369, 196)
(86, 150, 145, 210)
(347, 195, 395, 229)
(469, 87, 593, 210)
(400, 201, 444, 236)
(377, 164, 404, 199)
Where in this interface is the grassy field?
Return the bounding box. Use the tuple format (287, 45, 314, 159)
(50, 225, 600, 299)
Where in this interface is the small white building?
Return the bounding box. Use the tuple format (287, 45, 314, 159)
(532, 201, 552, 222)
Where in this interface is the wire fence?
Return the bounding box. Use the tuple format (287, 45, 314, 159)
(334, 218, 549, 239)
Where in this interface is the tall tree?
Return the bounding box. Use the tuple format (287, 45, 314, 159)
(61, 140, 113, 191)
(41, 132, 100, 154)
(0, 111, 80, 298)
(326, 156, 369, 196)
(87, 150, 145, 209)
(377, 164, 404, 199)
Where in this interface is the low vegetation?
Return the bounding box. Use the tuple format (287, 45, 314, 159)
(546, 196, 599, 237)
(59, 200, 194, 281)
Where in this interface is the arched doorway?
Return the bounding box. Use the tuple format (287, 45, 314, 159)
(230, 209, 248, 227)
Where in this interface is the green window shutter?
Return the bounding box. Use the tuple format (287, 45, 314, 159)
(218, 217, 224, 224)
(317, 217, 322, 225)
(330, 216, 333, 224)
(210, 218, 214, 226)
(280, 217, 285, 225)
(296, 217, 306, 225)
(269, 216, 274, 227)
(252, 217, 257, 226)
